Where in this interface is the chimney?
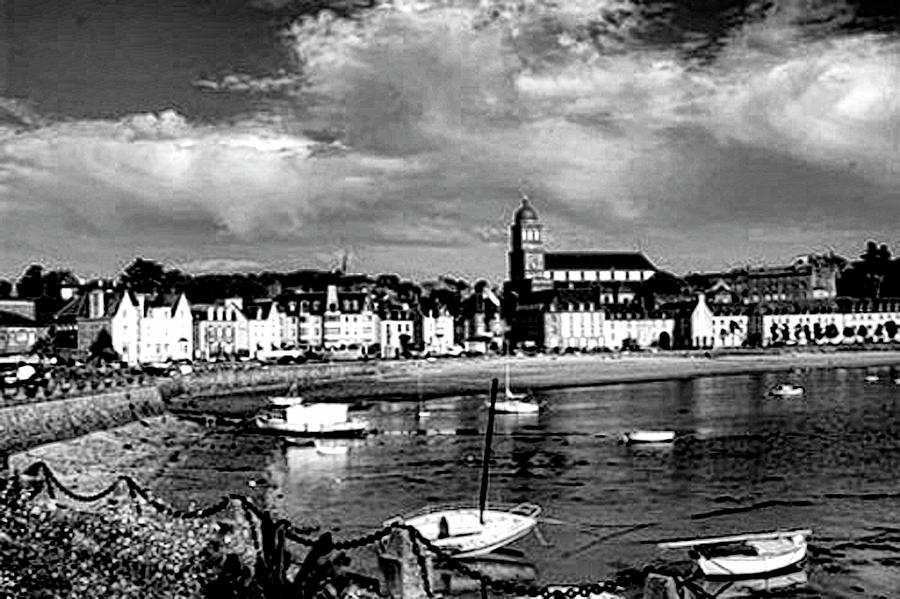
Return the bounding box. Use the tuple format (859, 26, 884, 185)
(326, 285, 339, 312)
(88, 290, 105, 319)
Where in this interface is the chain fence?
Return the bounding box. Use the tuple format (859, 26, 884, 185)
(0, 460, 714, 599)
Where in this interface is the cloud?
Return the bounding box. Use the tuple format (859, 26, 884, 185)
(178, 258, 266, 274)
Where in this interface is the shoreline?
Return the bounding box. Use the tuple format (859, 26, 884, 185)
(169, 348, 900, 417)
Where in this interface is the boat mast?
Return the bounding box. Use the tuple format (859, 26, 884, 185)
(479, 377, 499, 525)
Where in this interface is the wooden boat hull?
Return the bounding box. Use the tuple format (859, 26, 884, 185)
(399, 504, 541, 558)
(698, 539, 807, 578)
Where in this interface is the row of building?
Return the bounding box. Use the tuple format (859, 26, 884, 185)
(503, 197, 900, 352)
(1, 196, 897, 362)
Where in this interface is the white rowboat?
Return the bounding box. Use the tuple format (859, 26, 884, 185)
(769, 384, 805, 398)
(621, 430, 676, 444)
(659, 529, 811, 578)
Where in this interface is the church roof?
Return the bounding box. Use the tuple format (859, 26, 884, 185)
(544, 252, 656, 271)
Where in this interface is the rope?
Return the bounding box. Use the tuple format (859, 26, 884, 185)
(14, 461, 630, 598)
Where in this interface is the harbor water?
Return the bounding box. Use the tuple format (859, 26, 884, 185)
(186, 366, 900, 597)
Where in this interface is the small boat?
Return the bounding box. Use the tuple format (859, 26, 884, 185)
(315, 441, 350, 456)
(255, 402, 368, 438)
(894, 378, 900, 385)
(768, 384, 805, 398)
(489, 398, 541, 414)
(865, 374, 880, 383)
(395, 503, 542, 558)
(389, 378, 542, 558)
(621, 430, 676, 444)
(659, 529, 810, 578)
(484, 364, 540, 414)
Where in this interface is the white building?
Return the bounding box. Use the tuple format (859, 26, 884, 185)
(422, 309, 456, 355)
(192, 298, 249, 360)
(137, 293, 193, 363)
(246, 301, 283, 357)
(380, 311, 416, 358)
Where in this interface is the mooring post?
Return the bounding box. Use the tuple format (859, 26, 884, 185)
(643, 573, 683, 599)
(378, 527, 432, 599)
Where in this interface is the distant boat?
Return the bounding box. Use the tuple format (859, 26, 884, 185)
(485, 364, 540, 414)
(658, 529, 810, 578)
(865, 375, 880, 383)
(389, 378, 541, 558)
(769, 384, 805, 398)
(620, 430, 676, 445)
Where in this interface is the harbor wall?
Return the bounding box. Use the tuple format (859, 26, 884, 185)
(0, 386, 166, 467)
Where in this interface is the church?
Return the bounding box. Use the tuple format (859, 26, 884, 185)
(507, 197, 658, 303)
(503, 197, 679, 351)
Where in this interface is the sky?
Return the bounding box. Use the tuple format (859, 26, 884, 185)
(0, 0, 899, 283)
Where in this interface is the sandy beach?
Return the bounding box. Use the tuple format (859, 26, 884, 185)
(275, 348, 900, 403)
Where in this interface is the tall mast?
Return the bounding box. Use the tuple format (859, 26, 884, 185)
(479, 377, 499, 524)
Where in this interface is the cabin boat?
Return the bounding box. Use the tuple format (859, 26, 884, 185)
(255, 402, 368, 438)
(389, 377, 542, 558)
(659, 529, 810, 578)
(620, 430, 676, 444)
(768, 384, 805, 398)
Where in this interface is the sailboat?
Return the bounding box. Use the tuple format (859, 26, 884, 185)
(416, 366, 431, 419)
(486, 363, 540, 415)
(390, 378, 542, 558)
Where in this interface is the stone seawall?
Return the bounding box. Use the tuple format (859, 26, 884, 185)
(0, 386, 166, 468)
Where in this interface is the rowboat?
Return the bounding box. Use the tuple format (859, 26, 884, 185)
(768, 384, 805, 398)
(620, 430, 676, 444)
(389, 378, 542, 558)
(659, 529, 811, 578)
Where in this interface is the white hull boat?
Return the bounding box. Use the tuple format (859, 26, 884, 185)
(268, 395, 306, 407)
(659, 529, 810, 579)
(865, 375, 880, 383)
(489, 397, 541, 414)
(390, 378, 542, 558)
(769, 384, 805, 398)
(621, 430, 676, 444)
(396, 503, 541, 558)
(255, 401, 369, 439)
(314, 441, 351, 455)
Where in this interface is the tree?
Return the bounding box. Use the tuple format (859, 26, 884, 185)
(120, 258, 167, 295)
(770, 324, 779, 343)
(886, 320, 898, 340)
(875, 324, 885, 340)
(859, 241, 892, 298)
(813, 322, 824, 341)
(89, 329, 120, 362)
(842, 325, 856, 340)
(803, 324, 812, 343)
(0, 279, 11, 298)
(16, 264, 44, 299)
(825, 324, 840, 339)
(857, 325, 868, 340)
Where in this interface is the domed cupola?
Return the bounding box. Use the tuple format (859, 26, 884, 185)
(514, 197, 538, 223)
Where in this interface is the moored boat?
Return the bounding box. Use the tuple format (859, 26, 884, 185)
(620, 430, 676, 444)
(865, 374, 880, 383)
(396, 503, 542, 558)
(268, 395, 306, 407)
(659, 529, 811, 578)
(768, 384, 805, 398)
(489, 398, 541, 414)
(255, 402, 368, 438)
(389, 378, 542, 558)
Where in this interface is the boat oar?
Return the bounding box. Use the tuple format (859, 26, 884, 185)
(559, 522, 658, 560)
(540, 517, 659, 530)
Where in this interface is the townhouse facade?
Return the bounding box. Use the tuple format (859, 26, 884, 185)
(192, 298, 249, 360)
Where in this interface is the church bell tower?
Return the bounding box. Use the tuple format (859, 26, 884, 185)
(508, 196, 545, 287)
